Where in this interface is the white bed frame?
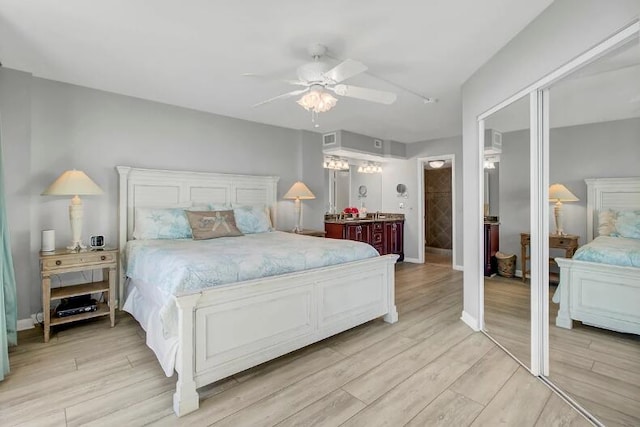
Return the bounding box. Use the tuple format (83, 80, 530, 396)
(555, 177, 640, 335)
(116, 166, 398, 416)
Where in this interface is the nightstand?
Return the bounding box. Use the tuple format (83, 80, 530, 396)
(287, 229, 326, 237)
(520, 233, 579, 283)
(39, 248, 118, 342)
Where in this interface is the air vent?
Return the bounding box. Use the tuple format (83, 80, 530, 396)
(484, 129, 502, 154)
(374, 139, 383, 149)
(323, 132, 337, 146)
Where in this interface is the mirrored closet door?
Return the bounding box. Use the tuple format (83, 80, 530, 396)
(544, 31, 640, 427)
(479, 20, 640, 426)
(482, 96, 533, 369)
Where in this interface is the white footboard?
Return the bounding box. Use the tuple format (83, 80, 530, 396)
(172, 255, 398, 416)
(555, 257, 640, 335)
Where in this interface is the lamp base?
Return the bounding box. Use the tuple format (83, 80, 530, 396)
(553, 201, 565, 236)
(67, 241, 86, 251)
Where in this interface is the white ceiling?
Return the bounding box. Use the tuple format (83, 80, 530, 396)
(0, 0, 552, 143)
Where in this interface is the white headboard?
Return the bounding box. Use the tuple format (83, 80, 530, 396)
(116, 166, 279, 304)
(586, 177, 640, 242)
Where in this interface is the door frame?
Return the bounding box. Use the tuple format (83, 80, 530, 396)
(416, 154, 458, 269)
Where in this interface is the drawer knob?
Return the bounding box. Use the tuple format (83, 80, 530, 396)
(101, 255, 106, 261)
(55, 260, 62, 266)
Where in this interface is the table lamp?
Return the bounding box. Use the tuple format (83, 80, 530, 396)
(42, 169, 104, 250)
(284, 181, 315, 233)
(549, 183, 579, 236)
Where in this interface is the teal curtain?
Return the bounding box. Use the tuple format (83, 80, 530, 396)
(0, 122, 18, 381)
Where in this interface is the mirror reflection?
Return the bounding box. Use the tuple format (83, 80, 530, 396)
(327, 163, 382, 213)
(545, 36, 640, 426)
(482, 95, 532, 369)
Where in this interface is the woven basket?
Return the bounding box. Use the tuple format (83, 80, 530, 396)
(496, 252, 516, 278)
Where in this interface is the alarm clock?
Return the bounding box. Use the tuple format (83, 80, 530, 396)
(90, 235, 105, 250)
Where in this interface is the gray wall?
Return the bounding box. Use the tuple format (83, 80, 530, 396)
(498, 118, 640, 271)
(0, 68, 32, 321)
(461, 0, 640, 324)
(2, 68, 326, 320)
(497, 129, 530, 272)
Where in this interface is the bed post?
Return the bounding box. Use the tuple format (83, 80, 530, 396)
(116, 166, 131, 309)
(173, 293, 201, 416)
(555, 258, 573, 329)
(383, 256, 399, 323)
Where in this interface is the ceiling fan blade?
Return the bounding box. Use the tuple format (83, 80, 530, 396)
(332, 84, 397, 104)
(324, 59, 368, 84)
(252, 88, 309, 108)
(241, 73, 308, 87)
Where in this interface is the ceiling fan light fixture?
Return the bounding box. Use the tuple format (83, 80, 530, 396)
(297, 89, 338, 113)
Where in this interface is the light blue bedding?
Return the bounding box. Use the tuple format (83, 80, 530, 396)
(573, 235, 640, 268)
(125, 231, 379, 295)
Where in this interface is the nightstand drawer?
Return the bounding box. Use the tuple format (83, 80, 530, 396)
(549, 236, 578, 248)
(42, 252, 116, 271)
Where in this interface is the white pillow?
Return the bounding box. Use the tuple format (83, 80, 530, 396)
(598, 209, 618, 237)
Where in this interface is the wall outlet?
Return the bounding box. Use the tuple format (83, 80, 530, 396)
(399, 202, 405, 209)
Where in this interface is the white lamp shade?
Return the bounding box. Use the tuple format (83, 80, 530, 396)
(284, 181, 316, 200)
(42, 170, 104, 196)
(548, 183, 579, 202)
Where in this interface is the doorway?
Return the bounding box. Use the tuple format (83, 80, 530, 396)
(417, 155, 456, 268)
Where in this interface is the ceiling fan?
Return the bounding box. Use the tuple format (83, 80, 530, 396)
(243, 44, 397, 113)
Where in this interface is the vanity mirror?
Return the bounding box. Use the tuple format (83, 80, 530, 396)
(326, 164, 382, 213)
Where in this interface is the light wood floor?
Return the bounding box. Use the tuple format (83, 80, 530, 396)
(424, 252, 453, 266)
(1, 263, 589, 427)
(484, 275, 640, 427)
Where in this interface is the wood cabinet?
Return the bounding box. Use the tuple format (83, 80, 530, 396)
(484, 223, 499, 276)
(40, 248, 118, 342)
(325, 219, 404, 261)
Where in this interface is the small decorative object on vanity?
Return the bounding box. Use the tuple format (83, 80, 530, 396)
(41, 169, 104, 250)
(39, 247, 118, 342)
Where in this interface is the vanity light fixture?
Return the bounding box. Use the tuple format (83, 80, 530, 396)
(484, 161, 496, 169)
(323, 156, 349, 170)
(357, 162, 382, 174)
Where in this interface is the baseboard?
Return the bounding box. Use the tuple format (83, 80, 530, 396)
(515, 269, 524, 278)
(460, 311, 480, 331)
(17, 318, 35, 331)
(453, 264, 464, 271)
(403, 257, 421, 264)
